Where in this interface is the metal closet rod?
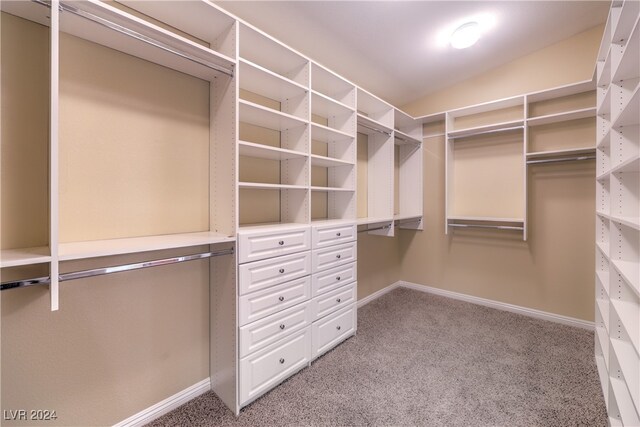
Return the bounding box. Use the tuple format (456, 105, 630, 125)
(359, 123, 392, 136)
(358, 224, 392, 233)
(449, 126, 524, 140)
(449, 223, 524, 231)
(34, 0, 235, 78)
(526, 155, 596, 165)
(0, 248, 234, 292)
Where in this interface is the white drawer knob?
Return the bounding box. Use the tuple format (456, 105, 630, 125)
(336, 254, 341, 259)
(279, 358, 285, 364)
(336, 276, 341, 281)
(278, 241, 285, 246)
(336, 298, 341, 303)
(336, 326, 341, 331)
(279, 324, 286, 330)
(278, 296, 285, 302)
(279, 268, 285, 274)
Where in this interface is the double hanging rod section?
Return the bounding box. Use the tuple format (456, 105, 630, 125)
(0, 248, 234, 292)
(33, 0, 235, 78)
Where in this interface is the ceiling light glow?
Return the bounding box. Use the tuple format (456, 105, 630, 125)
(434, 13, 497, 49)
(450, 22, 480, 49)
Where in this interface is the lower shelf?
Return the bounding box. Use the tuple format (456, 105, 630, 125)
(1, 247, 51, 268)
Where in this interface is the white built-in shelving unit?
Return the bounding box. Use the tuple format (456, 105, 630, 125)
(394, 108, 424, 230)
(595, 1, 640, 425)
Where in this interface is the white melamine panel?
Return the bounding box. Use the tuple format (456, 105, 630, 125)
(311, 241, 357, 272)
(311, 122, 354, 144)
(239, 251, 311, 295)
(239, 99, 307, 132)
(311, 262, 357, 297)
(311, 62, 355, 108)
(239, 327, 311, 406)
(311, 222, 356, 249)
(239, 301, 312, 358)
(238, 276, 311, 326)
(0, 247, 51, 268)
(239, 141, 307, 161)
(311, 282, 356, 320)
(240, 58, 308, 103)
(311, 304, 356, 359)
(238, 225, 310, 263)
(356, 88, 393, 128)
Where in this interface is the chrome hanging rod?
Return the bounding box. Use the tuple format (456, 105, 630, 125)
(0, 248, 234, 292)
(449, 223, 524, 231)
(449, 126, 524, 140)
(33, 0, 234, 78)
(358, 224, 392, 233)
(526, 155, 596, 165)
(359, 123, 392, 137)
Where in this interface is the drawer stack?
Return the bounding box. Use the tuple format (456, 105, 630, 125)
(237, 225, 313, 407)
(310, 221, 358, 359)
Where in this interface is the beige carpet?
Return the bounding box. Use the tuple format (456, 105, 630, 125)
(148, 287, 607, 426)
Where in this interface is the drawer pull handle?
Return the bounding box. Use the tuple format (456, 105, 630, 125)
(336, 232, 341, 237)
(336, 276, 341, 281)
(336, 326, 341, 331)
(336, 298, 341, 303)
(279, 268, 285, 274)
(336, 254, 341, 259)
(279, 358, 285, 364)
(278, 296, 285, 302)
(278, 241, 285, 246)
(279, 324, 286, 330)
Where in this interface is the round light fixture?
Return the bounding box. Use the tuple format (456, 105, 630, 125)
(450, 21, 481, 49)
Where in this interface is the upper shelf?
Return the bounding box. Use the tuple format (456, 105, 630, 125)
(357, 88, 394, 128)
(612, 16, 640, 82)
(447, 119, 524, 139)
(311, 123, 354, 143)
(394, 130, 421, 146)
(58, 232, 235, 261)
(239, 100, 308, 132)
(613, 84, 639, 128)
(527, 107, 596, 126)
(357, 113, 393, 136)
(311, 62, 355, 108)
(239, 59, 308, 103)
(59, 0, 235, 82)
(312, 91, 355, 119)
(239, 141, 307, 161)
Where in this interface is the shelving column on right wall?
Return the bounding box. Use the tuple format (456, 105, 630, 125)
(595, 1, 640, 425)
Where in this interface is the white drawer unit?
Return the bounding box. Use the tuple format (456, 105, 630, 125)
(239, 251, 311, 295)
(239, 301, 312, 358)
(312, 304, 357, 359)
(312, 241, 357, 272)
(240, 327, 312, 406)
(311, 282, 356, 320)
(312, 261, 357, 297)
(239, 276, 311, 326)
(238, 226, 311, 264)
(312, 223, 357, 249)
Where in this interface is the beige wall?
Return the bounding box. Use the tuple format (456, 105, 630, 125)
(399, 25, 603, 322)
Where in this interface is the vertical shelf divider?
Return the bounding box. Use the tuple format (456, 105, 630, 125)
(49, 0, 60, 311)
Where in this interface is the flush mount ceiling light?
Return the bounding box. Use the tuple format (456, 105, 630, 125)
(450, 21, 481, 49)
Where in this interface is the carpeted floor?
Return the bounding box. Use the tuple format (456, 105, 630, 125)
(148, 287, 607, 426)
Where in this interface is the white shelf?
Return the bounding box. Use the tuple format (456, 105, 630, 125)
(239, 100, 308, 131)
(310, 155, 354, 168)
(394, 129, 421, 146)
(447, 119, 524, 139)
(310, 186, 355, 192)
(357, 113, 393, 136)
(597, 241, 610, 257)
(598, 48, 613, 88)
(239, 141, 307, 161)
(59, 0, 235, 82)
(58, 232, 234, 261)
(597, 269, 610, 291)
(311, 91, 354, 118)
(613, 84, 640, 128)
(238, 222, 309, 233)
(610, 300, 639, 355)
(311, 123, 354, 143)
(597, 170, 612, 181)
(448, 216, 524, 223)
(612, 2, 640, 44)
(0, 247, 51, 268)
(612, 15, 640, 82)
(357, 88, 394, 128)
(612, 259, 639, 296)
(357, 217, 393, 226)
(239, 58, 308, 102)
(611, 215, 640, 231)
(238, 182, 308, 191)
(311, 62, 355, 108)
(527, 107, 596, 126)
(598, 86, 612, 116)
(611, 155, 640, 174)
(597, 210, 611, 220)
(610, 376, 640, 427)
(394, 214, 423, 222)
(598, 126, 612, 148)
(527, 147, 595, 159)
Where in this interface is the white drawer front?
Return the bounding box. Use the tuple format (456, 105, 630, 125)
(239, 302, 312, 358)
(239, 251, 311, 295)
(312, 262, 357, 297)
(312, 304, 356, 358)
(240, 328, 311, 405)
(312, 241, 356, 272)
(312, 223, 356, 249)
(239, 276, 311, 326)
(239, 227, 310, 264)
(312, 282, 356, 320)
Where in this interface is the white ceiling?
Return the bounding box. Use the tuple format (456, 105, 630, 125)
(216, 1, 609, 107)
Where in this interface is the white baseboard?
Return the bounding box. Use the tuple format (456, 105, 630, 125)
(357, 281, 402, 308)
(358, 280, 593, 330)
(114, 378, 210, 427)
